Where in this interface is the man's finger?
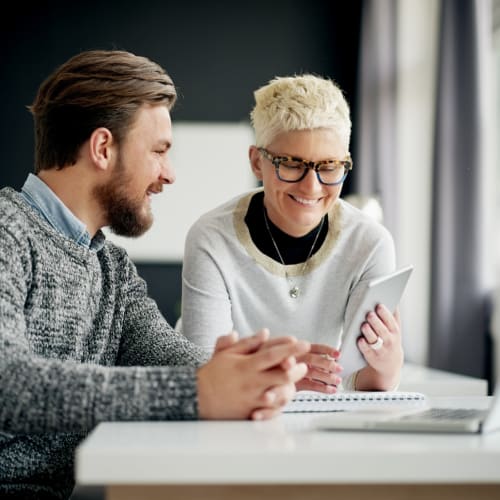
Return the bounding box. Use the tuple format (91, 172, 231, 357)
(260, 361, 308, 387)
(251, 407, 282, 420)
(251, 340, 310, 371)
(218, 328, 271, 355)
(213, 331, 239, 353)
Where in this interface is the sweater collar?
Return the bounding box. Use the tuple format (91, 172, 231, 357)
(20, 173, 104, 252)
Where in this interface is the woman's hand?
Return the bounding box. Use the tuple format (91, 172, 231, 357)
(295, 343, 343, 394)
(355, 304, 404, 390)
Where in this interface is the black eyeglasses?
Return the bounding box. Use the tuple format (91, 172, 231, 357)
(258, 147, 353, 186)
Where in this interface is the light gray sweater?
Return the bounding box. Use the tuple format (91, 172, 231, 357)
(0, 188, 207, 499)
(181, 189, 396, 384)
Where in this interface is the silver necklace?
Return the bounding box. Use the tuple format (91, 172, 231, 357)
(262, 207, 325, 299)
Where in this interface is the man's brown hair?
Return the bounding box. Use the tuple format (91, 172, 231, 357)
(29, 50, 177, 173)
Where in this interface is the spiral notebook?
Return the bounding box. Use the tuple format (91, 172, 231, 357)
(283, 390, 428, 413)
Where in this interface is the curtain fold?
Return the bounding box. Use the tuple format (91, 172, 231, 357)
(429, 0, 492, 379)
(356, 0, 493, 380)
(354, 0, 398, 240)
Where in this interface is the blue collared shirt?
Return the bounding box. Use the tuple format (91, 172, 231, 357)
(20, 173, 104, 252)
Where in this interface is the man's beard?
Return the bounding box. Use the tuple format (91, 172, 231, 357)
(94, 160, 154, 238)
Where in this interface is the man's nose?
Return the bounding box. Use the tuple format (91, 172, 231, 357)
(160, 160, 175, 184)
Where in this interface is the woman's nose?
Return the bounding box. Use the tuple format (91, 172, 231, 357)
(299, 167, 321, 189)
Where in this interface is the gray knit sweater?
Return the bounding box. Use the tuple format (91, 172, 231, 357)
(0, 188, 208, 499)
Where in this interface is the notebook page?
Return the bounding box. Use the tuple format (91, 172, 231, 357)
(283, 391, 428, 413)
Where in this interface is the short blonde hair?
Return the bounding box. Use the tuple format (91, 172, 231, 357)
(250, 74, 351, 149)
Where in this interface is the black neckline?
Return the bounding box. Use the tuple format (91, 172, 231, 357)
(244, 191, 328, 265)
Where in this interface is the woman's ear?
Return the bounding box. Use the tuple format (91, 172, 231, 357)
(89, 127, 114, 171)
(249, 145, 264, 181)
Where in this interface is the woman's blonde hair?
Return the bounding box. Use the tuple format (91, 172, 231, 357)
(250, 74, 351, 149)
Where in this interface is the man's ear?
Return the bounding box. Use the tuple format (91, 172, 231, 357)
(249, 146, 264, 181)
(89, 128, 114, 171)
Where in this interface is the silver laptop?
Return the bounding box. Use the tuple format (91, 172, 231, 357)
(314, 380, 500, 434)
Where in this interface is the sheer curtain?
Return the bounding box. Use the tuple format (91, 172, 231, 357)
(354, 0, 398, 240)
(355, 0, 436, 365)
(356, 0, 494, 380)
(429, 0, 493, 380)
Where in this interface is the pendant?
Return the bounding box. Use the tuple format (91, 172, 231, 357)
(289, 286, 300, 299)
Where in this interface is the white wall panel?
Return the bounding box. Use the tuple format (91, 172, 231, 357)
(104, 122, 256, 261)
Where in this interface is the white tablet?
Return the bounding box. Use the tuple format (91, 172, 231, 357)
(339, 265, 414, 374)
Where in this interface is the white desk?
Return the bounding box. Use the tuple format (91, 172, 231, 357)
(75, 396, 499, 500)
(399, 363, 488, 395)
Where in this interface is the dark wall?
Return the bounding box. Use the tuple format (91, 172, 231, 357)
(0, 0, 362, 324)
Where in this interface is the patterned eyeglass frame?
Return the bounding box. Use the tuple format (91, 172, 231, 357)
(258, 147, 353, 186)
